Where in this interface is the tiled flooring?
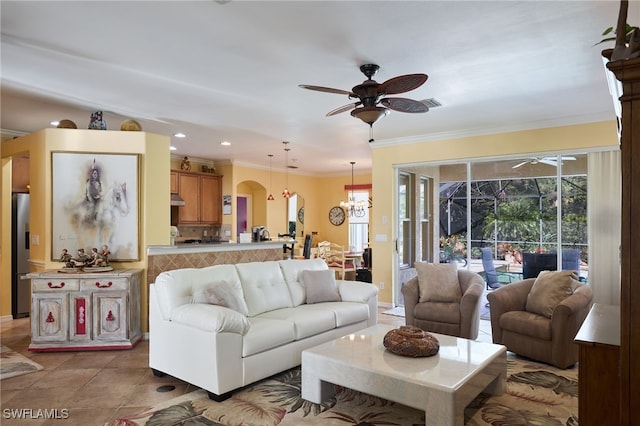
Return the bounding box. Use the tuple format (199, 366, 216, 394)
(1, 305, 493, 425)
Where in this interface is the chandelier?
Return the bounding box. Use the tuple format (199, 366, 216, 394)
(282, 141, 291, 199)
(340, 161, 366, 217)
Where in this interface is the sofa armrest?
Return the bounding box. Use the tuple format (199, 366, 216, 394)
(549, 284, 593, 368)
(337, 280, 378, 303)
(171, 303, 251, 335)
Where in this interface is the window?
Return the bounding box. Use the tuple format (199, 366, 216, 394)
(348, 191, 369, 252)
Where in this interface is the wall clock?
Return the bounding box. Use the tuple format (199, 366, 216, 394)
(329, 206, 346, 226)
(297, 207, 304, 224)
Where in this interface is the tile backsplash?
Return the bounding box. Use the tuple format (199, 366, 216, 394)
(175, 225, 221, 242)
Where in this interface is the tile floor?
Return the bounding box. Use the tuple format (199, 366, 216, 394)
(0, 305, 493, 425)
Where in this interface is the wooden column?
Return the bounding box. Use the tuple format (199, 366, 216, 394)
(606, 55, 640, 426)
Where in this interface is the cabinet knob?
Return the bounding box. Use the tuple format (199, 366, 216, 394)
(47, 282, 65, 289)
(45, 312, 55, 323)
(95, 281, 113, 288)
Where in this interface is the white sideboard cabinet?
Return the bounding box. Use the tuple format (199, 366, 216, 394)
(27, 269, 142, 351)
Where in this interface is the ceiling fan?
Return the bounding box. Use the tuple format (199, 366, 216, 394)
(512, 156, 577, 169)
(299, 64, 429, 129)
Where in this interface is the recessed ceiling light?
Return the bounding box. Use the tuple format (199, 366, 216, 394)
(174, 132, 186, 138)
(221, 141, 231, 146)
(169, 146, 177, 151)
(50, 120, 60, 126)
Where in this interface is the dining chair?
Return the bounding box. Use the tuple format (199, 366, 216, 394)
(550, 248, 581, 271)
(302, 234, 313, 259)
(481, 247, 515, 290)
(317, 241, 355, 280)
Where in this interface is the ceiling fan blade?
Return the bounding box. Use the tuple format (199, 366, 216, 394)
(298, 84, 354, 96)
(380, 97, 429, 113)
(540, 158, 558, 166)
(512, 161, 528, 169)
(379, 74, 428, 95)
(326, 102, 359, 116)
(561, 156, 576, 161)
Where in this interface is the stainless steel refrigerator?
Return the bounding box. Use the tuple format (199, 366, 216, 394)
(11, 193, 30, 318)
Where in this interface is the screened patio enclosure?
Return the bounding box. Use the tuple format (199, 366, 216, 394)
(438, 156, 588, 267)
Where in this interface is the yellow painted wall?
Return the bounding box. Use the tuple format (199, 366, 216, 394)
(371, 121, 619, 305)
(1, 128, 170, 328)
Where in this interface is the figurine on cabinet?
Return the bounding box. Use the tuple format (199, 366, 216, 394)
(88, 110, 107, 130)
(59, 249, 75, 268)
(74, 248, 92, 267)
(180, 156, 192, 171)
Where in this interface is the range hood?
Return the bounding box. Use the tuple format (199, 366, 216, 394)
(171, 193, 186, 207)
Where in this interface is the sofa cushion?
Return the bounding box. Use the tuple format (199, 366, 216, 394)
(170, 303, 250, 335)
(415, 262, 461, 303)
(302, 269, 342, 304)
(278, 259, 329, 306)
(193, 280, 248, 316)
(300, 302, 369, 327)
(154, 264, 243, 320)
(242, 318, 295, 357)
(525, 270, 580, 318)
(500, 310, 551, 341)
(254, 307, 336, 340)
(236, 261, 293, 316)
(413, 301, 461, 324)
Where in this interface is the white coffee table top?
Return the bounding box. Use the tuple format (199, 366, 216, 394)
(304, 324, 505, 391)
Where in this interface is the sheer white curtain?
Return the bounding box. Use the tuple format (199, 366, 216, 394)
(588, 150, 621, 305)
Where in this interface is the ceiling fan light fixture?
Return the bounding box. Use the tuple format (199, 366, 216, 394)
(351, 106, 388, 126)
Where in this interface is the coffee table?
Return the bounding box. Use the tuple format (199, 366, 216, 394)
(301, 324, 506, 426)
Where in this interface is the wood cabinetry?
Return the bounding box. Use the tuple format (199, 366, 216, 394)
(170, 170, 178, 193)
(574, 303, 620, 425)
(28, 269, 142, 351)
(173, 170, 222, 225)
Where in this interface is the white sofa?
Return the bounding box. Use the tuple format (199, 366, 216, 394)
(149, 258, 378, 400)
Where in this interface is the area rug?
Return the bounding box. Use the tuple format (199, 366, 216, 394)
(104, 354, 578, 425)
(0, 345, 44, 380)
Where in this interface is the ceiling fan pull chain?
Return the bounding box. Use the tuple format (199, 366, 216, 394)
(369, 125, 375, 143)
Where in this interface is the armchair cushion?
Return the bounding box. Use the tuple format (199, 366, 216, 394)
(415, 262, 461, 303)
(193, 280, 249, 316)
(525, 270, 580, 318)
(302, 269, 341, 304)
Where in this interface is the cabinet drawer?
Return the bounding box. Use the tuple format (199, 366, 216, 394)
(81, 278, 129, 291)
(32, 278, 80, 292)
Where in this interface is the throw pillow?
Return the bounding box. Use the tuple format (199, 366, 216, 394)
(302, 269, 341, 304)
(526, 270, 580, 318)
(414, 262, 461, 303)
(193, 280, 248, 316)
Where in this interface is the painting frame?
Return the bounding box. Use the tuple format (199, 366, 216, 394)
(51, 152, 140, 261)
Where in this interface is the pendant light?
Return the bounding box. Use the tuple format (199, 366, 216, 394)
(267, 154, 275, 201)
(340, 161, 366, 217)
(282, 141, 291, 199)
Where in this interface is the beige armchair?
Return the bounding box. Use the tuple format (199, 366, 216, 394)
(317, 241, 355, 280)
(401, 269, 484, 340)
(487, 276, 593, 369)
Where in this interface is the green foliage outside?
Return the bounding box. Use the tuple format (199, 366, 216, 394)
(440, 176, 587, 262)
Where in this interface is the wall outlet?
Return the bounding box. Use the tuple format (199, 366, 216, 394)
(379, 282, 384, 290)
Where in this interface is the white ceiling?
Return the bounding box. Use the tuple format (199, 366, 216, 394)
(0, 1, 631, 175)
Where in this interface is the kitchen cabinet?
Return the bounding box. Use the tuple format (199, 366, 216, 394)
(174, 170, 222, 225)
(28, 269, 142, 351)
(170, 171, 178, 193)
